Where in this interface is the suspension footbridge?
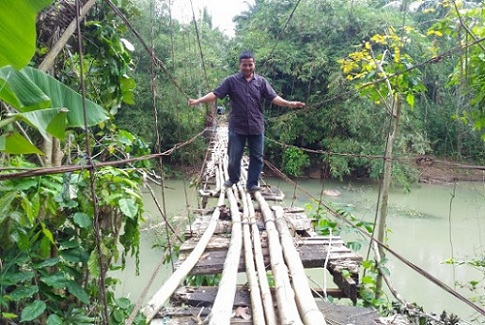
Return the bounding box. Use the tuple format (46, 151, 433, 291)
(139, 125, 378, 325)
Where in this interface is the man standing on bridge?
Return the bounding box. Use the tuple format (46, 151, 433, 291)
(188, 51, 305, 193)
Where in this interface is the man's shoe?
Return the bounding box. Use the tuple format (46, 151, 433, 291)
(247, 185, 261, 193)
(223, 179, 235, 188)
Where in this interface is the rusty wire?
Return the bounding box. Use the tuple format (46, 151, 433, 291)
(0, 129, 207, 180)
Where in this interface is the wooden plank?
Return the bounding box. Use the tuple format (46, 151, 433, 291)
(199, 189, 219, 197)
(328, 269, 359, 303)
(155, 307, 253, 324)
(172, 286, 250, 307)
(185, 220, 233, 238)
(284, 213, 313, 231)
(258, 186, 285, 201)
(283, 207, 306, 213)
(301, 235, 343, 241)
(171, 286, 348, 306)
(179, 236, 230, 253)
(297, 239, 346, 246)
(178, 245, 361, 276)
(153, 292, 380, 325)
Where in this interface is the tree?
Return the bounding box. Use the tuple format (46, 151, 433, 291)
(339, 26, 426, 301)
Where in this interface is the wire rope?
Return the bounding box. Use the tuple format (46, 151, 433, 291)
(262, 0, 303, 73)
(75, 0, 109, 322)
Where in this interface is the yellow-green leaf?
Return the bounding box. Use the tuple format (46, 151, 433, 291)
(0, 132, 44, 155)
(0, 0, 54, 69)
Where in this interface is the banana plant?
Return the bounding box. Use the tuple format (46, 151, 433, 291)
(0, 0, 109, 156)
(0, 66, 109, 153)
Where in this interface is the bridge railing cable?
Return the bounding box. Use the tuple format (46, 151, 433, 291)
(0, 129, 207, 181)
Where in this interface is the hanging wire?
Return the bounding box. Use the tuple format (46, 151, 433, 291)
(148, 0, 174, 273)
(0, 130, 206, 181)
(74, 0, 109, 322)
(171, 23, 197, 233)
(265, 136, 485, 171)
(262, 0, 303, 72)
(188, 0, 208, 84)
(103, 0, 189, 99)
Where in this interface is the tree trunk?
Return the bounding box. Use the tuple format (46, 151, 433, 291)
(375, 95, 401, 296)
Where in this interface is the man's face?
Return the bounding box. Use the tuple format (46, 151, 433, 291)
(239, 58, 255, 78)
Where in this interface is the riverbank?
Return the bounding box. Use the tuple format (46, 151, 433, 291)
(414, 157, 484, 183)
(176, 156, 484, 184)
(302, 156, 484, 184)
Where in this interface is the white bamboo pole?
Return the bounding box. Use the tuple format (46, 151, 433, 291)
(141, 165, 226, 322)
(255, 192, 303, 325)
(208, 155, 243, 324)
(239, 156, 277, 324)
(247, 194, 278, 325)
(238, 184, 266, 325)
(272, 206, 327, 325)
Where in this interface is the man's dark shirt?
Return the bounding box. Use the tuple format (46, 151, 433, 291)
(213, 72, 277, 135)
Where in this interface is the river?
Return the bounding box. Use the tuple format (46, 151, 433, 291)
(114, 177, 485, 323)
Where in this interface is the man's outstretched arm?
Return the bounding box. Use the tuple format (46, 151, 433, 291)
(272, 96, 305, 108)
(188, 92, 217, 106)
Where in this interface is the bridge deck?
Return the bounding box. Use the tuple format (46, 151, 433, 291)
(143, 125, 379, 324)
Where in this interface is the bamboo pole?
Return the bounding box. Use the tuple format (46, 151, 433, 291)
(238, 157, 277, 324)
(208, 166, 243, 324)
(255, 192, 303, 325)
(272, 206, 327, 325)
(238, 184, 266, 325)
(247, 194, 278, 325)
(141, 164, 226, 322)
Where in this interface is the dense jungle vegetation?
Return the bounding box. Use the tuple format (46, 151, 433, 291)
(0, 0, 484, 323)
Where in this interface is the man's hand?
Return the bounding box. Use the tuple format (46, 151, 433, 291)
(188, 98, 199, 106)
(289, 101, 305, 108)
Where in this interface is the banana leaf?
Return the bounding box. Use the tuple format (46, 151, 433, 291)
(0, 66, 51, 111)
(14, 108, 68, 139)
(0, 0, 54, 69)
(22, 67, 109, 128)
(0, 132, 44, 155)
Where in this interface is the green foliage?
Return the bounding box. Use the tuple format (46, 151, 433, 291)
(443, 256, 485, 310)
(0, 66, 108, 154)
(108, 296, 147, 325)
(0, 1, 153, 323)
(185, 274, 221, 287)
(358, 259, 393, 312)
(427, 3, 485, 144)
(282, 147, 310, 176)
(0, 158, 145, 322)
